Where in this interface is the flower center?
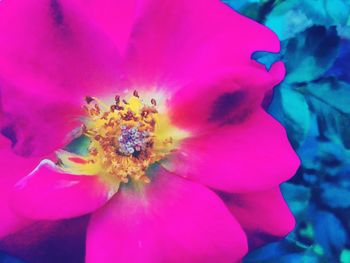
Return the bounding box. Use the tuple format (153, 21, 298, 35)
(58, 90, 187, 188)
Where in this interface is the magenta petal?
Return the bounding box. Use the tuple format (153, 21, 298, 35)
(11, 160, 111, 220)
(86, 168, 248, 263)
(168, 62, 285, 132)
(0, 81, 83, 156)
(75, 0, 137, 54)
(0, 0, 121, 98)
(124, 0, 280, 87)
(223, 187, 295, 248)
(0, 0, 122, 156)
(0, 136, 40, 238)
(169, 109, 300, 193)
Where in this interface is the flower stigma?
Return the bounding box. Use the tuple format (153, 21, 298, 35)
(57, 90, 187, 189)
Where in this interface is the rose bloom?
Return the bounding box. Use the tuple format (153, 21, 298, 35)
(0, 0, 300, 262)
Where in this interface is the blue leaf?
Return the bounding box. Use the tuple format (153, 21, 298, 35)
(281, 183, 311, 218)
(244, 239, 308, 263)
(321, 183, 350, 208)
(314, 211, 347, 258)
(279, 85, 311, 147)
(283, 26, 340, 83)
(325, 40, 350, 83)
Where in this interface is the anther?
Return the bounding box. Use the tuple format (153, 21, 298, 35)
(80, 92, 168, 187)
(101, 112, 109, 120)
(133, 90, 139, 98)
(85, 96, 94, 104)
(116, 105, 124, 111)
(151, 98, 157, 106)
(81, 124, 88, 133)
(110, 105, 117, 112)
(89, 147, 98, 156)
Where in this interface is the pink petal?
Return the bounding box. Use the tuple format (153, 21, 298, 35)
(0, 0, 121, 98)
(0, 216, 89, 263)
(168, 109, 300, 193)
(222, 187, 295, 248)
(167, 62, 285, 132)
(0, 80, 83, 157)
(124, 0, 280, 87)
(0, 0, 122, 155)
(11, 160, 111, 220)
(75, 0, 138, 54)
(86, 168, 247, 263)
(0, 136, 40, 238)
(0, 0, 121, 97)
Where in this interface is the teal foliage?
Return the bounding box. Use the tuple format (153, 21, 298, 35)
(326, 40, 350, 83)
(224, 0, 350, 261)
(283, 26, 340, 83)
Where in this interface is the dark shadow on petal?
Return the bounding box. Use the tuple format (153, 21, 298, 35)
(247, 231, 282, 250)
(0, 216, 90, 263)
(50, 0, 64, 26)
(1, 125, 18, 147)
(208, 90, 246, 123)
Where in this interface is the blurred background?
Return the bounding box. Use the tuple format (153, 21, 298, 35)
(1, 0, 349, 262)
(223, 0, 350, 262)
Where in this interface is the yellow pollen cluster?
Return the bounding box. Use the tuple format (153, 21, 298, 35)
(76, 91, 173, 185)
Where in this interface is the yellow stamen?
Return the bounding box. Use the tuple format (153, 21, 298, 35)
(58, 91, 188, 188)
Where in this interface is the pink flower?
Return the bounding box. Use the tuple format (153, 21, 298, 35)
(0, 0, 300, 262)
